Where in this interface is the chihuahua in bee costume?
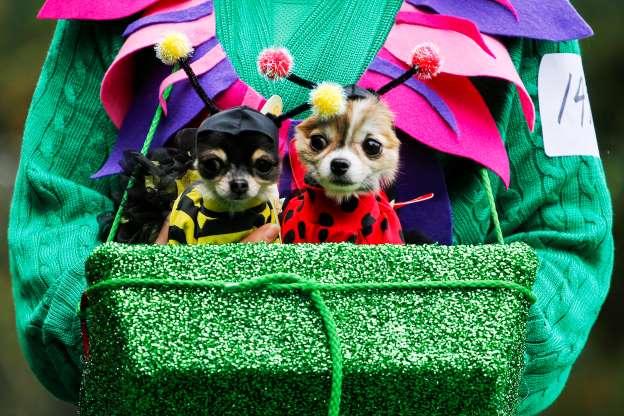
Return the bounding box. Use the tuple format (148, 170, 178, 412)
(156, 34, 287, 245)
(167, 103, 283, 244)
(109, 33, 286, 245)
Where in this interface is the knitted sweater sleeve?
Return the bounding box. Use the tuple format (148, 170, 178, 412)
(495, 40, 613, 415)
(8, 20, 121, 402)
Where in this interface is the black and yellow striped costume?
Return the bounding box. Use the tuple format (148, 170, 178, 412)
(168, 182, 279, 244)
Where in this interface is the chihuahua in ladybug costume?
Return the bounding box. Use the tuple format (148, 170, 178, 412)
(284, 85, 403, 244)
(257, 45, 442, 244)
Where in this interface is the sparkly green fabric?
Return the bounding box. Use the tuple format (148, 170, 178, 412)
(80, 242, 537, 415)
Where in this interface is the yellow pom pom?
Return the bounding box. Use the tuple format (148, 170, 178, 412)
(309, 82, 347, 119)
(155, 32, 194, 65)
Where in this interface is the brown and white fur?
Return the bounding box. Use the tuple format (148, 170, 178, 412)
(295, 96, 400, 202)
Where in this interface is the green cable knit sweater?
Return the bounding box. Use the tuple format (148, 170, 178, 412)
(9, 2, 613, 414)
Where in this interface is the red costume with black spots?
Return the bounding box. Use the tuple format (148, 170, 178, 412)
(280, 184, 404, 244)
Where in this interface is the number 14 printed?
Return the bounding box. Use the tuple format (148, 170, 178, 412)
(558, 73, 592, 127)
(538, 53, 598, 158)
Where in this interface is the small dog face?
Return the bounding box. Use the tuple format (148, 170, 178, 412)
(295, 96, 400, 201)
(196, 131, 280, 210)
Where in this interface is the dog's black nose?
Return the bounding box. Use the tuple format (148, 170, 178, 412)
(229, 179, 249, 195)
(330, 158, 350, 176)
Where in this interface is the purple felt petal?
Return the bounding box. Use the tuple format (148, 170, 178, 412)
(123, 1, 214, 37)
(93, 38, 239, 178)
(395, 10, 495, 57)
(278, 154, 294, 197)
(153, 60, 237, 145)
(278, 121, 302, 196)
(407, 0, 592, 41)
(93, 62, 170, 178)
(394, 139, 452, 245)
(369, 57, 458, 135)
(94, 61, 237, 178)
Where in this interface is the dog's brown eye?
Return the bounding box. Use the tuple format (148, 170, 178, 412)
(199, 157, 223, 178)
(362, 138, 382, 157)
(254, 158, 274, 174)
(310, 134, 328, 152)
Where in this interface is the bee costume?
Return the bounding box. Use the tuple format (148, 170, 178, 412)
(168, 185, 277, 244)
(167, 106, 282, 244)
(10, 1, 612, 415)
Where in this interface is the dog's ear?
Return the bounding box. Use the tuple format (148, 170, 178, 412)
(171, 128, 197, 151)
(260, 95, 283, 116)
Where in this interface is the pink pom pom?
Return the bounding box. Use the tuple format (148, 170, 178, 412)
(411, 43, 442, 81)
(257, 47, 293, 80)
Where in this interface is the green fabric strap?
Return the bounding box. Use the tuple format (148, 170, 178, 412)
(480, 168, 505, 244)
(106, 77, 176, 242)
(81, 272, 536, 416)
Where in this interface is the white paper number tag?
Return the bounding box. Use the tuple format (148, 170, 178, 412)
(538, 53, 598, 157)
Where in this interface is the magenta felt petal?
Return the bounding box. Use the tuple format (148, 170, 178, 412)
(386, 8, 535, 131)
(359, 70, 510, 187)
(101, 14, 216, 128)
(37, 0, 161, 20)
(368, 56, 459, 134)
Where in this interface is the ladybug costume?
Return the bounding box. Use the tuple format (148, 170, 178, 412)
(281, 183, 404, 244)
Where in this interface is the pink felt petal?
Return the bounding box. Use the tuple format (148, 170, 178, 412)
(360, 70, 510, 187)
(395, 11, 495, 57)
(386, 8, 535, 131)
(215, 80, 249, 109)
(159, 45, 227, 114)
(37, 0, 161, 20)
(242, 87, 266, 111)
(101, 14, 216, 127)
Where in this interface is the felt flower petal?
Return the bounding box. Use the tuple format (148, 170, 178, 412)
(368, 56, 458, 135)
(158, 44, 227, 114)
(101, 14, 216, 128)
(124, 1, 214, 37)
(385, 9, 535, 131)
(94, 63, 240, 179)
(142, 0, 208, 16)
(394, 141, 453, 245)
(491, 0, 519, 19)
(38, 0, 161, 20)
(395, 10, 495, 57)
(407, 0, 592, 41)
(359, 70, 510, 187)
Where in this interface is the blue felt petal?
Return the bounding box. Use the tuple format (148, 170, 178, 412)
(123, 1, 214, 37)
(407, 0, 592, 41)
(394, 138, 453, 245)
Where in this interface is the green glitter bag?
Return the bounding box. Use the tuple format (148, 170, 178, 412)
(79, 242, 537, 415)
